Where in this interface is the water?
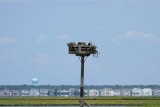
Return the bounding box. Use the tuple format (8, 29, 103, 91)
(1, 106, 131, 107)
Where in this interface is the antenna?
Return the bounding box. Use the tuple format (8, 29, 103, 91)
(67, 42, 98, 107)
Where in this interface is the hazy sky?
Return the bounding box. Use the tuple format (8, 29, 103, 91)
(0, 0, 160, 85)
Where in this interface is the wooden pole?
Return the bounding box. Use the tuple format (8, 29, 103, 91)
(80, 55, 84, 106)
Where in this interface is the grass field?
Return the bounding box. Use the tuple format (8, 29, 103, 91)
(0, 96, 160, 106)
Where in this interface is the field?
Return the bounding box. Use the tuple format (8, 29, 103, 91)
(0, 96, 160, 106)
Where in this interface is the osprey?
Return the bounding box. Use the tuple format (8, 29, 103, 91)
(88, 41, 92, 46)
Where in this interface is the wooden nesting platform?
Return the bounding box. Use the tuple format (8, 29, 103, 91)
(68, 45, 93, 56)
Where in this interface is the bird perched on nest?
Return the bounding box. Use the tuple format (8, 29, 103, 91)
(88, 41, 92, 46)
(78, 42, 86, 46)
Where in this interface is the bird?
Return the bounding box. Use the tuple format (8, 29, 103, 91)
(88, 41, 92, 46)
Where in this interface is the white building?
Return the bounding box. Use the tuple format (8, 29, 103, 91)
(11, 90, 20, 96)
(57, 89, 69, 97)
(142, 88, 152, 96)
(89, 89, 99, 96)
(153, 89, 160, 96)
(40, 89, 48, 96)
(3, 88, 11, 96)
(132, 88, 142, 96)
(113, 89, 121, 96)
(69, 88, 77, 96)
(100, 88, 114, 96)
(29, 89, 40, 96)
(20, 90, 29, 96)
(121, 89, 131, 96)
(84, 89, 89, 97)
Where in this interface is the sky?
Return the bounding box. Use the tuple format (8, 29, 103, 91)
(0, 0, 160, 85)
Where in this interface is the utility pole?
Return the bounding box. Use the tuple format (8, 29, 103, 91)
(80, 56, 84, 105)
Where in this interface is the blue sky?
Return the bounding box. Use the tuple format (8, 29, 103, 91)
(0, 0, 160, 85)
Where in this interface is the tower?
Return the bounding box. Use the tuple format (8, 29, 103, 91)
(32, 78, 38, 86)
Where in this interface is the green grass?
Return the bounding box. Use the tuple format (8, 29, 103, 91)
(0, 96, 160, 106)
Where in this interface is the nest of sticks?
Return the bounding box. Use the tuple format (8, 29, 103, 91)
(67, 42, 98, 57)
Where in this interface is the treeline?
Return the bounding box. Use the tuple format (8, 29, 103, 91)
(0, 85, 160, 90)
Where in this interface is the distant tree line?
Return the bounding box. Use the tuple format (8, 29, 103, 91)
(0, 85, 160, 90)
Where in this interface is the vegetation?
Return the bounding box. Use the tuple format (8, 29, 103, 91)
(0, 96, 160, 106)
(67, 42, 76, 47)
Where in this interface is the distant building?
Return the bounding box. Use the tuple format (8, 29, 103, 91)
(132, 88, 142, 96)
(11, 90, 20, 96)
(69, 88, 77, 96)
(57, 89, 69, 97)
(0, 90, 4, 96)
(152, 89, 160, 96)
(2, 86, 160, 97)
(3, 88, 11, 96)
(89, 89, 99, 96)
(100, 88, 114, 96)
(100, 88, 106, 96)
(100, 88, 112, 96)
(20, 90, 29, 96)
(84, 89, 89, 97)
(29, 89, 40, 96)
(142, 88, 152, 96)
(48, 89, 55, 96)
(121, 89, 131, 96)
(113, 89, 121, 96)
(40, 89, 48, 96)
(74, 89, 80, 96)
